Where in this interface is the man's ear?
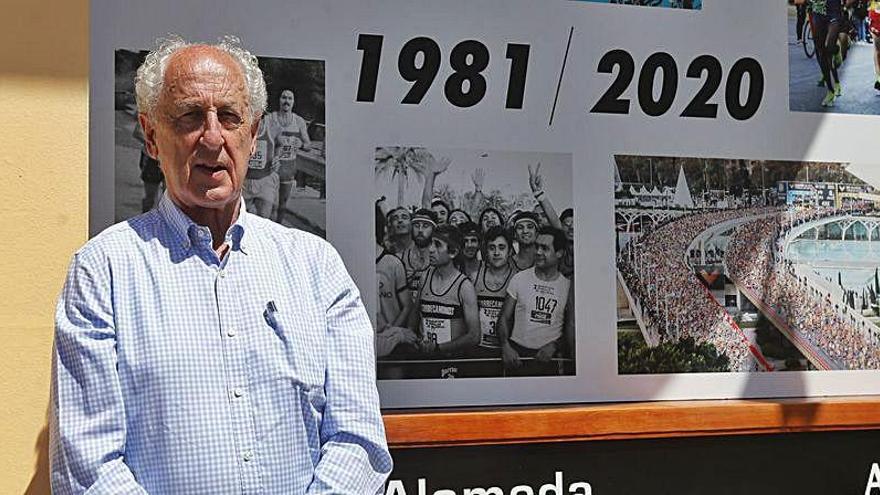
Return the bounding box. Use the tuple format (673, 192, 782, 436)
(138, 113, 159, 159)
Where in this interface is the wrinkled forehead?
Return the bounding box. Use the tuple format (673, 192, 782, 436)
(389, 209, 410, 221)
(487, 235, 509, 247)
(281, 89, 295, 99)
(162, 46, 247, 103)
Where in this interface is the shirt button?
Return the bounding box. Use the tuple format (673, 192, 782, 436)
(226, 328, 237, 338)
(232, 387, 245, 398)
(218, 269, 226, 278)
(243, 450, 254, 462)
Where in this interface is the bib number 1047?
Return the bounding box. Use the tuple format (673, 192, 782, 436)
(590, 50, 764, 121)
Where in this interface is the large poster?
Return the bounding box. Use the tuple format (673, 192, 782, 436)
(91, 0, 880, 407)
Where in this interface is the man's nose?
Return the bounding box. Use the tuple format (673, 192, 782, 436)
(199, 111, 225, 149)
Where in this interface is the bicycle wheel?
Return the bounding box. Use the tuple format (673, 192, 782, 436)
(803, 20, 816, 58)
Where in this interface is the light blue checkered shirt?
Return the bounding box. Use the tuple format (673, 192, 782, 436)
(51, 193, 392, 494)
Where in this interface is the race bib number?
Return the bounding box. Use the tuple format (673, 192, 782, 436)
(277, 135, 302, 160)
(278, 143, 294, 161)
(248, 140, 268, 169)
(529, 295, 558, 325)
(478, 301, 502, 347)
(423, 317, 452, 345)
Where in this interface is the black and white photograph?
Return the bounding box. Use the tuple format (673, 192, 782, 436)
(788, 0, 880, 114)
(374, 147, 575, 379)
(615, 155, 880, 374)
(114, 49, 327, 236)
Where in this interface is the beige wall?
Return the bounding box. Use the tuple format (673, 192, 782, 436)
(0, 0, 88, 492)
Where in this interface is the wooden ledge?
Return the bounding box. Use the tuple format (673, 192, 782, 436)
(383, 397, 880, 448)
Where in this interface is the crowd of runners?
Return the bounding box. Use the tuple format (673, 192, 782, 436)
(617, 208, 774, 372)
(374, 156, 576, 378)
(726, 205, 880, 369)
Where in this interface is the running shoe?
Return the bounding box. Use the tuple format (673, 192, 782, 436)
(875, 78, 880, 91)
(835, 81, 842, 96)
(821, 91, 836, 107)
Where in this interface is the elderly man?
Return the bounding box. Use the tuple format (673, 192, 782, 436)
(51, 36, 391, 494)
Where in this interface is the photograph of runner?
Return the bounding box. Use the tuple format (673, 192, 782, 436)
(615, 155, 880, 374)
(115, 49, 327, 236)
(374, 147, 575, 379)
(571, 0, 701, 9)
(788, 0, 880, 114)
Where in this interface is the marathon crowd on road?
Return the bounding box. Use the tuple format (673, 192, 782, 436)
(726, 205, 880, 369)
(618, 208, 777, 372)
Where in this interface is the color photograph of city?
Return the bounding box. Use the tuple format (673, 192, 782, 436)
(615, 155, 880, 373)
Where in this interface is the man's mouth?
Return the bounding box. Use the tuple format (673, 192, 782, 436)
(194, 163, 228, 176)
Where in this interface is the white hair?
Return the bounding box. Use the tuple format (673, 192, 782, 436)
(134, 34, 268, 119)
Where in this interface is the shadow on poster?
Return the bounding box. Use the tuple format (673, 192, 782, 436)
(614, 154, 880, 375)
(114, 49, 327, 237)
(373, 147, 576, 379)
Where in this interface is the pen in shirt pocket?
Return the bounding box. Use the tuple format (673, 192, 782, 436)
(263, 300, 279, 328)
(263, 300, 290, 344)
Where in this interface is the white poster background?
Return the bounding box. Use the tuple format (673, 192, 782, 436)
(91, 0, 880, 408)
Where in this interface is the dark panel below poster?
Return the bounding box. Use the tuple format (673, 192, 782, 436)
(388, 431, 880, 494)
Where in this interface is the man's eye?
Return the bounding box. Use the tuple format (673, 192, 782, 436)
(219, 111, 243, 127)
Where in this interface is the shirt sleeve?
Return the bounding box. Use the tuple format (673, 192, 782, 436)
(50, 250, 148, 495)
(306, 244, 393, 494)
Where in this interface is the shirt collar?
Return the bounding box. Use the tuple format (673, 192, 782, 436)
(157, 192, 250, 252)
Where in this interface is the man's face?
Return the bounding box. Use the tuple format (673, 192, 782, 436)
(562, 215, 574, 242)
(480, 211, 501, 231)
(514, 220, 537, 246)
(139, 46, 258, 214)
(485, 236, 510, 268)
(279, 89, 295, 111)
(389, 209, 412, 236)
(412, 220, 434, 248)
(432, 205, 449, 225)
(534, 234, 560, 269)
(428, 237, 455, 267)
(462, 234, 480, 260)
(449, 211, 469, 227)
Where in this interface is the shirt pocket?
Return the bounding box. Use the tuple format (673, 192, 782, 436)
(253, 307, 325, 391)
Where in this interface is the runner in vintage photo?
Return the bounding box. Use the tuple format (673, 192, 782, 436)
(374, 147, 576, 379)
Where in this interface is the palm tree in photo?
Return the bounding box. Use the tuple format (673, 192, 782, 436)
(374, 146, 435, 206)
